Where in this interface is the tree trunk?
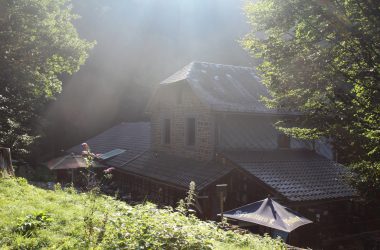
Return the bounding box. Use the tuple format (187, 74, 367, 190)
(0, 147, 14, 176)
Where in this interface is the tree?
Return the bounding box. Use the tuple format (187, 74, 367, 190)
(0, 0, 94, 158)
(242, 0, 380, 200)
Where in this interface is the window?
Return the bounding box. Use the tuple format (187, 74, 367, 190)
(163, 119, 171, 144)
(99, 148, 126, 160)
(186, 118, 196, 146)
(278, 134, 290, 148)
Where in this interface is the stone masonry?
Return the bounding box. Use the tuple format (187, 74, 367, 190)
(151, 84, 215, 161)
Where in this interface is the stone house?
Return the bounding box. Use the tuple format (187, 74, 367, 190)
(61, 62, 359, 248)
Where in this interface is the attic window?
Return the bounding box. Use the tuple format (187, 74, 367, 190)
(163, 119, 171, 144)
(278, 134, 290, 149)
(186, 118, 196, 146)
(99, 149, 126, 160)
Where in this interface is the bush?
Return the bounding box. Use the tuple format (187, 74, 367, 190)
(15, 212, 53, 237)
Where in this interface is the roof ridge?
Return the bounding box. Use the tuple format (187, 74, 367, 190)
(221, 149, 315, 153)
(160, 62, 195, 85)
(155, 61, 290, 114)
(160, 61, 257, 85)
(192, 61, 255, 71)
(183, 62, 195, 78)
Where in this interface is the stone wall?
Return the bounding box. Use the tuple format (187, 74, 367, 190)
(151, 84, 215, 161)
(149, 83, 334, 161)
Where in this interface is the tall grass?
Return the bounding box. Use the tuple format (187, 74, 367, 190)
(0, 178, 285, 249)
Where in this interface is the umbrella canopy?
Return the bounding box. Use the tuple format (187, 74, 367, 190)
(46, 155, 105, 170)
(222, 198, 312, 232)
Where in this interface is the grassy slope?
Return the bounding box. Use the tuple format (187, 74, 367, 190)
(0, 178, 285, 250)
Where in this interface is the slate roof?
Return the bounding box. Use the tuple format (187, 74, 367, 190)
(118, 151, 234, 191)
(68, 122, 151, 167)
(223, 150, 356, 201)
(62, 122, 354, 199)
(158, 61, 292, 114)
(217, 116, 334, 159)
(218, 116, 280, 150)
(66, 122, 232, 191)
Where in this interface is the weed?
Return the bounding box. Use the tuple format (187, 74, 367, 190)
(15, 211, 53, 237)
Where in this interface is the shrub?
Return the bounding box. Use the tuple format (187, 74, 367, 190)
(15, 212, 53, 237)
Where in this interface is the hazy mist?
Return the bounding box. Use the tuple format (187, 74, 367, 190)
(44, 0, 255, 153)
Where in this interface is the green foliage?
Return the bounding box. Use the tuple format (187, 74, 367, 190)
(0, 178, 285, 249)
(243, 0, 380, 198)
(82, 187, 110, 248)
(349, 161, 380, 201)
(177, 181, 197, 215)
(15, 212, 53, 237)
(81, 146, 111, 248)
(0, 0, 94, 158)
(276, 125, 322, 141)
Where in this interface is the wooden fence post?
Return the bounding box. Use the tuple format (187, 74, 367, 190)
(0, 147, 15, 176)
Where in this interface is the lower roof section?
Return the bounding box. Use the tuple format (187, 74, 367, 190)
(64, 122, 356, 201)
(67, 122, 151, 168)
(118, 151, 234, 191)
(66, 122, 233, 191)
(222, 149, 357, 202)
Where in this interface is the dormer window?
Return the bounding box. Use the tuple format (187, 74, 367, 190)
(186, 118, 196, 146)
(278, 134, 290, 148)
(163, 119, 171, 144)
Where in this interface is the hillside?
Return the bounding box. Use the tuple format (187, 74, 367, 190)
(0, 178, 285, 249)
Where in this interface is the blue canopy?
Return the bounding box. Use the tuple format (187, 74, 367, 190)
(221, 198, 312, 232)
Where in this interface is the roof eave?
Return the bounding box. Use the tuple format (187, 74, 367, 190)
(112, 167, 191, 192)
(286, 195, 359, 206)
(212, 110, 303, 117)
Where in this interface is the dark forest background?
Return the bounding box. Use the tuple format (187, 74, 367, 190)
(42, 0, 254, 157)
